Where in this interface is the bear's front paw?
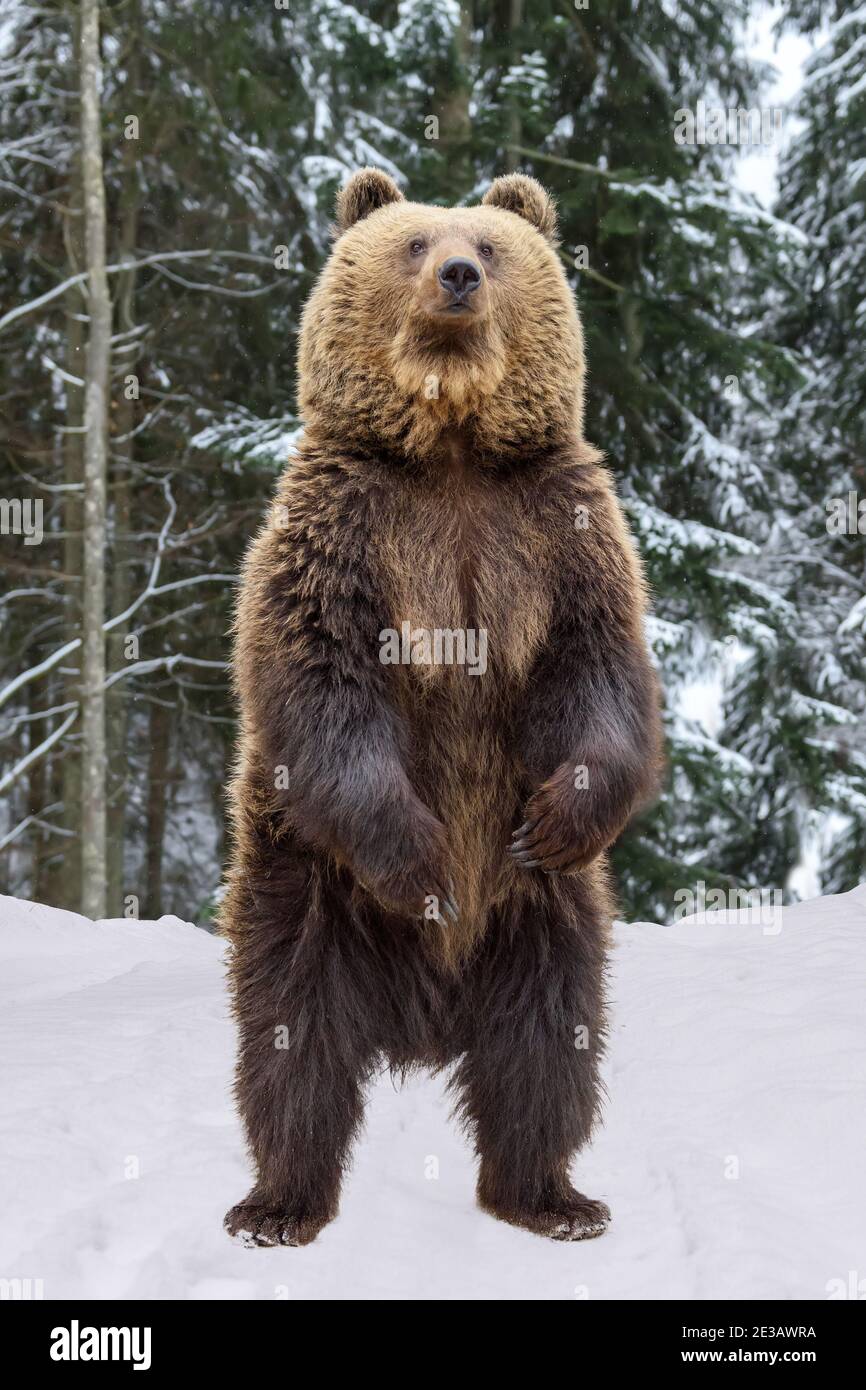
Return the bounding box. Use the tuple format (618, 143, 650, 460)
(224, 1196, 330, 1248)
(508, 766, 598, 874)
(362, 804, 458, 923)
(376, 864, 459, 925)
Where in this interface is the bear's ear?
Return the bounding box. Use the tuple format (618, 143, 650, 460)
(481, 174, 558, 244)
(335, 167, 405, 234)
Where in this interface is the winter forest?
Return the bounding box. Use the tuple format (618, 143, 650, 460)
(1, 0, 864, 927)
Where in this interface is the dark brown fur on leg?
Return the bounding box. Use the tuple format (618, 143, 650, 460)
(223, 838, 380, 1247)
(452, 871, 610, 1241)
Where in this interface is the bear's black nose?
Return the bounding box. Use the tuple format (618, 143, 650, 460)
(438, 256, 482, 297)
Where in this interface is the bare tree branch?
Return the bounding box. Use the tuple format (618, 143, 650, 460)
(0, 249, 278, 335)
(0, 709, 79, 795)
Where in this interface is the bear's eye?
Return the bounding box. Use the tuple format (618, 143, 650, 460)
(409, 239, 426, 256)
(479, 242, 494, 260)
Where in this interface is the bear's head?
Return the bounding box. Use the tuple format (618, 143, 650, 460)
(298, 168, 589, 461)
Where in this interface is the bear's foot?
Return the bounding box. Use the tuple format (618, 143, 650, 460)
(478, 1187, 611, 1242)
(224, 1195, 331, 1248)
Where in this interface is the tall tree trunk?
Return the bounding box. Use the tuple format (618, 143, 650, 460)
(61, 302, 84, 909)
(27, 721, 48, 902)
(438, 2, 473, 196)
(504, 0, 523, 173)
(107, 0, 141, 913)
(39, 675, 68, 906)
(61, 14, 85, 913)
(79, 0, 111, 919)
(144, 701, 171, 918)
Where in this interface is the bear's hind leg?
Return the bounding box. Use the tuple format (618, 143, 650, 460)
(222, 857, 377, 1247)
(453, 876, 610, 1240)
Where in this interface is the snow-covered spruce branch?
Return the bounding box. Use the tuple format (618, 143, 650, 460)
(0, 127, 67, 157)
(772, 552, 865, 594)
(0, 250, 279, 336)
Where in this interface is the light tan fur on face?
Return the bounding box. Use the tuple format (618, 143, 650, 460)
(299, 197, 587, 460)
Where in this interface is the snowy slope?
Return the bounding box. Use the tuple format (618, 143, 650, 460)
(1, 886, 864, 1301)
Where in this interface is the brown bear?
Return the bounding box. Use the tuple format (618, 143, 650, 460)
(221, 168, 663, 1247)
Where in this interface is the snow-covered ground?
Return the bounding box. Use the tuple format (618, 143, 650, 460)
(1, 885, 864, 1301)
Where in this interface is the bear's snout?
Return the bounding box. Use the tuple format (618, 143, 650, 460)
(437, 255, 482, 304)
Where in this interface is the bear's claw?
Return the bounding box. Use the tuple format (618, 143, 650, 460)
(479, 1189, 611, 1241)
(547, 1200, 611, 1241)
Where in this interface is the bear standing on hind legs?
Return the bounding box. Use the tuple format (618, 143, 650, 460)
(221, 168, 664, 1247)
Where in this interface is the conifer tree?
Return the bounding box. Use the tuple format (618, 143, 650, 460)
(2, 1, 862, 919)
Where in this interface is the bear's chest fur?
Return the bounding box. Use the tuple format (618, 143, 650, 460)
(378, 455, 554, 692)
(372, 450, 562, 953)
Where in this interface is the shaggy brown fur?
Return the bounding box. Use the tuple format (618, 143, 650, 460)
(221, 169, 664, 1247)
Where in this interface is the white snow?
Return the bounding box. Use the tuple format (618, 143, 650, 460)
(1, 886, 864, 1300)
